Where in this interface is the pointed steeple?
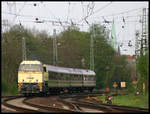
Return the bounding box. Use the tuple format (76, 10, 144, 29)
(110, 19, 118, 52)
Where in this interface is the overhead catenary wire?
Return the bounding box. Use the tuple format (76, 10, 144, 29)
(3, 2, 147, 24)
(2, 5, 146, 28)
(12, 2, 26, 23)
(78, 6, 146, 25)
(3, 2, 147, 38)
(78, 2, 112, 24)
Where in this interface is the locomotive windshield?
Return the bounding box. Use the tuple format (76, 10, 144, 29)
(19, 64, 43, 71)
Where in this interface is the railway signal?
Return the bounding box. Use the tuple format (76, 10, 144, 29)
(113, 82, 118, 88)
(113, 82, 118, 95)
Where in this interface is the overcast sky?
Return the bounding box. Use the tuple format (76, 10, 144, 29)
(2, 1, 149, 56)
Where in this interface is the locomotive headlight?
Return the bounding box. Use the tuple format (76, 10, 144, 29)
(18, 83, 22, 87)
(38, 82, 42, 91)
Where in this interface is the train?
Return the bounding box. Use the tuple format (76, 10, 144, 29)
(18, 60, 96, 95)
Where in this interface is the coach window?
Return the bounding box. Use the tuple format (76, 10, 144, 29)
(73, 75, 75, 80)
(53, 72, 56, 80)
(87, 76, 89, 81)
(80, 75, 82, 80)
(83, 76, 85, 81)
(57, 73, 60, 80)
(72, 75, 74, 80)
(63, 74, 66, 80)
(60, 73, 63, 80)
(75, 75, 77, 80)
(86, 76, 88, 81)
(84, 76, 86, 81)
(86, 76, 88, 80)
(76, 75, 78, 80)
(49, 72, 54, 80)
(66, 74, 69, 80)
(91, 76, 93, 81)
(78, 75, 80, 80)
(74, 75, 76, 80)
(64, 74, 68, 80)
(89, 76, 91, 81)
(53, 72, 57, 80)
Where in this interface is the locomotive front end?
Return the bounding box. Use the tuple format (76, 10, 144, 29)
(18, 61, 43, 94)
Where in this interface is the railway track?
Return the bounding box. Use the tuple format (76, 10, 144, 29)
(59, 93, 149, 113)
(23, 96, 78, 113)
(2, 96, 43, 112)
(2, 95, 78, 113)
(2, 92, 149, 113)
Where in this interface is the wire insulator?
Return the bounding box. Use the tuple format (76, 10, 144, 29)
(35, 18, 38, 21)
(34, 3, 36, 6)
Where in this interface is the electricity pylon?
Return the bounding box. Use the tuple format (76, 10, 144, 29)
(141, 7, 148, 56)
(90, 24, 94, 71)
(53, 29, 57, 66)
(22, 37, 27, 60)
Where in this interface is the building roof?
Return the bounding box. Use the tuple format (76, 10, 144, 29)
(20, 60, 42, 64)
(123, 55, 136, 59)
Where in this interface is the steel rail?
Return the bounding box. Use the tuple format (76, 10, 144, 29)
(23, 97, 79, 113)
(59, 94, 149, 113)
(2, 96, 41, 112)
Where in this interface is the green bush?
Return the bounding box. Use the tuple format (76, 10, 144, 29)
(2, 78, 8, 93)
(8, 82, 18, 95)
(2, 77, 18, 95)
(126, 82, 135, 93)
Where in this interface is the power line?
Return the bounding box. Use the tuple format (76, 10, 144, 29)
(99, 7, 146, 17)
(78, 2, 112, 24)
(12, 2, 26, 23)
(90, 7, 146, 22)
(2, 5, 146, 27)
(78, 6, 146, 25)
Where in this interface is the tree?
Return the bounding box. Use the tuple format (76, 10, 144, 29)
(136, 53, 149, 93)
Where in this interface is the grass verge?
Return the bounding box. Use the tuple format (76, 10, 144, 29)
(97, 93, 149, 108)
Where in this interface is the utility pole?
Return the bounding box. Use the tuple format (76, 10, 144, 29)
(53, 29, 57, 66)
(135, 30, 140, 58)
(2, 19, 9, 79)
(90, 24, 94, 71)
(22, 37, 27, 60)
(141, 7, 148, 56)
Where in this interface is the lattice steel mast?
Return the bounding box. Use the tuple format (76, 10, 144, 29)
(90, 24, 94, 71)
(22, 37, 27, 60)
(53, 29, 57, 66)
(141, 7, 148, 56)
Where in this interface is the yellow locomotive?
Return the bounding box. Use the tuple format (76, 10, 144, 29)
(18, 60, 96, 95)
(18, 60, 48, 95)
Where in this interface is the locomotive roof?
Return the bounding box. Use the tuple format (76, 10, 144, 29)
(20, 60, 42, 65)
(46, 65, 95, 76)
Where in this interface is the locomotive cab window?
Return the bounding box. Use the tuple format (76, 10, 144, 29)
(19, 64, 43, 72)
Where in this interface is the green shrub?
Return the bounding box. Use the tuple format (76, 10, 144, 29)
(8, 82, 18, 95)
(126, 82, 135, 93)
(2, 78, 8, 93)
